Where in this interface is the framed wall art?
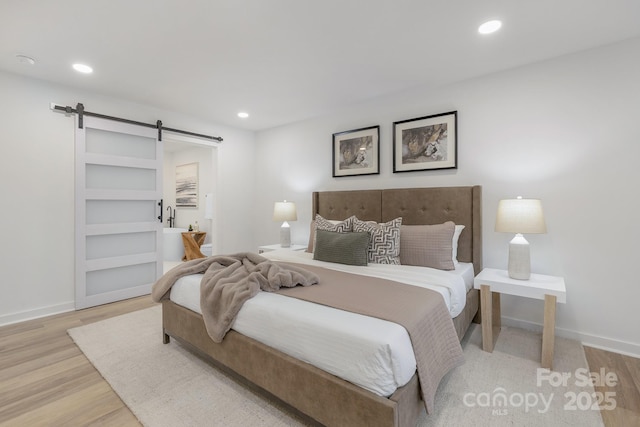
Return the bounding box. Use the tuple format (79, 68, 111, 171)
(332, 125, 380, 177)
(176, 162, 198, 208)
(393, 111, 457, 173)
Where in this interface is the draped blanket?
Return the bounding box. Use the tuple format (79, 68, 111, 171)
(277, 263, 464, 414)
(151, 252, 319, 342)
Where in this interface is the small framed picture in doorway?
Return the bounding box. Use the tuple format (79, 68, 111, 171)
(176, 162, 198, 208)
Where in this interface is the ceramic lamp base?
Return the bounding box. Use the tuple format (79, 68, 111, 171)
(508, 233, 531, 280)
(279, 222, 291, 248)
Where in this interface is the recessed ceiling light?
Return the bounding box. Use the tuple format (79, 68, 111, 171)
(478, 20, 502, 35)
(237, 112, 249, 119)
(16, 54, 36, 65)
(72, 63, 93, 74)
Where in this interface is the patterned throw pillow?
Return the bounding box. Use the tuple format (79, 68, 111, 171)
(309, 215, 355, 252)
(353, 217, 402, 264)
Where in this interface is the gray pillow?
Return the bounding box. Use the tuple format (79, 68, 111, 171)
(313, 230, 370, 266)
(308, 215, 355, 252)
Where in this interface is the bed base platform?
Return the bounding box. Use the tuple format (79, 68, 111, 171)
(161, 286, 478, 427)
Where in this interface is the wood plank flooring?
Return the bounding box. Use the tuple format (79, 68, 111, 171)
(0, 296, 156, 427)
(1, 296, 638, 426)
(584, 345, 640, 427)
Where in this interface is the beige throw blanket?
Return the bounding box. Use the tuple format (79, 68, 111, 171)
(151, 252, 319, 342)
(277, 263, 465, 415)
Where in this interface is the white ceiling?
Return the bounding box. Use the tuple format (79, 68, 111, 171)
(1, 1, 639, 131)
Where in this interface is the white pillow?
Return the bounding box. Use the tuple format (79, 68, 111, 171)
(452, 224, 465, 266)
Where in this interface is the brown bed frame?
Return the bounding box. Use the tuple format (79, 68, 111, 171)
(162, 185, 482, 427)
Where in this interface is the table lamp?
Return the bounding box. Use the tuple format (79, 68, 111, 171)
(273, 201, 297, 248)
(495, 197, 547, 280)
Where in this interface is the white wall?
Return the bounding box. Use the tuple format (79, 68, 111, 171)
(0, 71, 256, 325)
(254, 37, 640, 356)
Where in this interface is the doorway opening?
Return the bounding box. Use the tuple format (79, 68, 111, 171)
(162, 136, 218, 272)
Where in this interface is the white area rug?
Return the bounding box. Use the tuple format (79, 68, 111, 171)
(68, 306, 604, 427)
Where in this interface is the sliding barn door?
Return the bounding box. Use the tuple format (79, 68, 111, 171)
(75, 116, 163, 309)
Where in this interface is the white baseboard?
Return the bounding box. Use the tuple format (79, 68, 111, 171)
(501, 316, 640, 359)
(0, 301, 75, 327)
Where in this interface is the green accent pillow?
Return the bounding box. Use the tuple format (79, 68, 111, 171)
(313, 230, 370, 266)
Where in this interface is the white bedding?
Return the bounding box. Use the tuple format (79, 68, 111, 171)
(168, 250, 474, 396)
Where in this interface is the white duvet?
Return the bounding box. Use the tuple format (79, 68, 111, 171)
(168, 250, 473, 396)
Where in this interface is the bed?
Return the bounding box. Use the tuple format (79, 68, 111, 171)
(157, 185, 482, 427)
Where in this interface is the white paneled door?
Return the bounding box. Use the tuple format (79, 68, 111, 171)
(75, 116, 163, 309)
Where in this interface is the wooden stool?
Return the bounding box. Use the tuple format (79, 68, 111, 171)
(181, 231, 207, 261)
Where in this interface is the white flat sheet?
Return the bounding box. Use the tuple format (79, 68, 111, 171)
(169, 252, 473, 396)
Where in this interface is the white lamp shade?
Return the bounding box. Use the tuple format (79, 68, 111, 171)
(495, 198, 546, 234)
(273, 201, 297, 222)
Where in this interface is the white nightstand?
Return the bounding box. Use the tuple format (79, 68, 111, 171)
(258, 244, 307, 254)
(474, 268, 566, 369)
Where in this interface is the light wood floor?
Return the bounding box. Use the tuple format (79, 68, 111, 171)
(0, 296, 155, 427)
(584, 345, 640, 426)
(1, 296, 638, 426)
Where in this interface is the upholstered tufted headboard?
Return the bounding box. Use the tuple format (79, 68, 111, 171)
(312, 186, 482, 274)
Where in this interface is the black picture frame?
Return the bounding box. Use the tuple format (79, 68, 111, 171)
(332, 125, 380, 177)
(393, 111, 457, 173)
